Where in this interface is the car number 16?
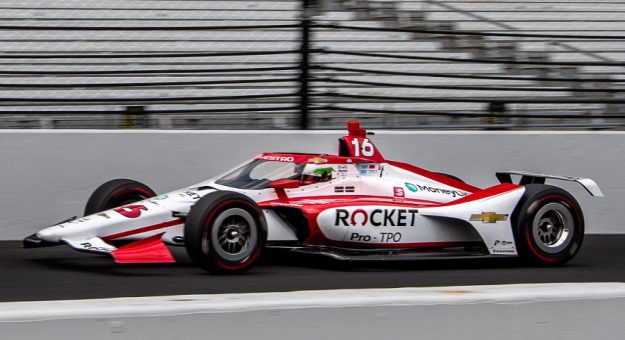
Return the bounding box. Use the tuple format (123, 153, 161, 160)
(351, 138, 375, 157)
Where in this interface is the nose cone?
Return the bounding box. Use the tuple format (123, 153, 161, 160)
(23, 227, 63, 248)
(37, 226, 63, 243)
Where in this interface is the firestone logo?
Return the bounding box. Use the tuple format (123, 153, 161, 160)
(335, 208, 419, 227)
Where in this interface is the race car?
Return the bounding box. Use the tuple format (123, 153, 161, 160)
(24, 121, 603, 273)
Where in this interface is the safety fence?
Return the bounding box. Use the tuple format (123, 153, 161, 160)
(0, 20, 303, 128)
(310, 19, 625, 129)
(1, 0, 625, 129)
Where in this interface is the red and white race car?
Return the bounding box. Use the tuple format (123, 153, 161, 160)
(24, 121, 602, 273)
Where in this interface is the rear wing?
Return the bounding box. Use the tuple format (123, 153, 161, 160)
(496, 171, 603, 197)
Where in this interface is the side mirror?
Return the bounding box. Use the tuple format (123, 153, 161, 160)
(270, 179, 300, 189)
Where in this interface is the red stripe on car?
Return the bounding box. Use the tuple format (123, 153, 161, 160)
(386, 160, 481, 193)
(102, 218, 184, 241)
(442, 183, 522, 206)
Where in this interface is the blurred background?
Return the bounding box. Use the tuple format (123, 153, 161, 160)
(1, 0, 624, 130)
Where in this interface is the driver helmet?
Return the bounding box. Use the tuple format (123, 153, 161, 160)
(300, 164, 334, 184)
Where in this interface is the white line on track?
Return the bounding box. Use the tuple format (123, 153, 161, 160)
(2, 282, 625, 322)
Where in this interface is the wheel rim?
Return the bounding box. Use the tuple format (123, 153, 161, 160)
(531, 202, 575, 254)
(204, 208, 257, 262)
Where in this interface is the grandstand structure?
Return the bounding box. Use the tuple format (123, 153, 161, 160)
(1, 0, 624, 129)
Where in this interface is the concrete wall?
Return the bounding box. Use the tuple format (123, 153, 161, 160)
(0, 129, 622, 240)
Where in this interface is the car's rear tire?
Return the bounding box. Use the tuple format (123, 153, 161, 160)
(184, 191, 266, 274)
(512, 184, 584, 265)
(84, 178, 156, 216)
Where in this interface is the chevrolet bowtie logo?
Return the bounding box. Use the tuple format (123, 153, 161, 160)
(308, 157, 328, 164)
(470, 212, 508, 223)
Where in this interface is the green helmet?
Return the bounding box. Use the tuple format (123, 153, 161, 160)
(301, 164, 334, 184)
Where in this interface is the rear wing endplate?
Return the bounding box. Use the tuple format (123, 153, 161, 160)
(496, 171, 603, 197)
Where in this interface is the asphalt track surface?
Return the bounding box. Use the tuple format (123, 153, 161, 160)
(1, 235, 624, 303)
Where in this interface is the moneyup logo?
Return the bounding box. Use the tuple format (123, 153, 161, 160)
(404, 182, 419, 192)
(404, 182, 468, 198)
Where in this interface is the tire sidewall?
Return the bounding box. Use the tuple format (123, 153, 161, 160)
(184, 191, 267, 274)
(84, 178, 156, 216)
(513, 184, 584, 265)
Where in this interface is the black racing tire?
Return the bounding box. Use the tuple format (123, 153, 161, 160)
(512, 184, 584, 266)
(84, 178, 156, 216)
(184, 191, 267, 274)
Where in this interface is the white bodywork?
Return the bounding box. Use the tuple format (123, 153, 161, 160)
(29, 123, 601, 262)
(34, 159, 533, 257)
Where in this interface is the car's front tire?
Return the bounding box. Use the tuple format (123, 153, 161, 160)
(512, 184, 584, 265)
(184, 191, 267, 274)
(84, 178, 156, 216)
